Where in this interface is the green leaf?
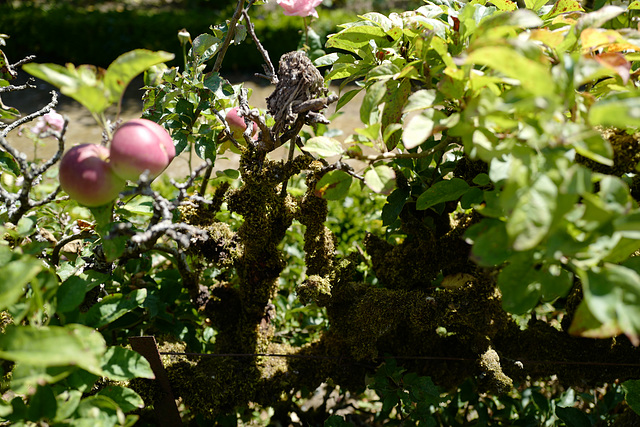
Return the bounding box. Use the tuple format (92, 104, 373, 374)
(0, 325, 106, 376)
(97, 385, 145, 412)
(364, 165, 395, 194)
(382, 78, 411, 150)
(382, 188, 411, 226)
(416, 178, 470, 210)
(506, 174, 557, 251)
(104, 49, 174, 104)
(466, 219, 513, 266)
(57, 271, 107, 313)
(85, 289, 148, 328)
(578, 264, 640, 345)
(101, 347, 154, 381)
(191, 34, 222, 64)
(28, 385, 57, 421)
(304, 136, 344, 157)
(524, 0, 549, 12)
(361, 80, 386, 124)
(22, 63, 110, 115)
(573, 132, 613, 166)
(54, 390, 82, 422)
(315, 170, 353, 200)
(589, 97, 640, 129)
(622, 379, 640, 416)
(465, 46, 553, 96)
(403, 89, 437, 113)
(0, 150, 20, 175)
(0, 255, 44, 311)
(326, 25, 388, 54)
(403, 110, 445, 150)
(497, 254, 542, 314)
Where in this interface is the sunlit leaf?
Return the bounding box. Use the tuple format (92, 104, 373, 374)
(101, 346, 154, 381)
(85, 289, 148, 328)
(577, 264, 640, 345)
(104, 49, 174, 103)
(364, 165, 395, 194)
(589, 96, 640, 130)
(0, 325, 106, 376)
(97, 385, 145, 412)
(304, 136, 344, 157)
(466, 46, 553, 96)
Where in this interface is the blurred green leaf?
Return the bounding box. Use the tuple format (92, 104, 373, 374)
(0, 255, 44, 311)
(589, 96, 640, 129)
(0, 325, 106, 376)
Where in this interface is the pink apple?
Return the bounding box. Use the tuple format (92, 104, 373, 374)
(109, 119, 175, 181)
(59, 144, 125, 207)
(226, 107, 257, 141)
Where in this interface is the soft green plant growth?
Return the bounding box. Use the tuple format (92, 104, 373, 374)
(4, 0, 640, 424)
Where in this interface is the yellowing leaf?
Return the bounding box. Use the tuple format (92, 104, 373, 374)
(528, 29, 565, 48)
(543, 0, 584, 19)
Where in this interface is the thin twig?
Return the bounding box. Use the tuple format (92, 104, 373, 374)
(50, 230, 95, 266)
(213, 0, 256, 72)
(242, 9, 277, 84)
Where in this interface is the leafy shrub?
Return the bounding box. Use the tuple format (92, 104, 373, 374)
(4, 0, 640, 425)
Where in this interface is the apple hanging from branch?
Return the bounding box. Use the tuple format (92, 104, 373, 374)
(59, 144, 126, 207)
(109, 118, 176, 181)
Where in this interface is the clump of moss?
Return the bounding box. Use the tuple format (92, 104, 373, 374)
(297, 274, 332, 305)
(477, 347, 513, 394)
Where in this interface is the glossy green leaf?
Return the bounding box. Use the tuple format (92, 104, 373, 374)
(403, 110, 443, 150)
(100, 347, 154, 381)
(57, 271, 108, 314)
(85, 289, 148, 328)
(97, 385, 145, 412)
(382, 187, 411, 226)
(190, 34, 221, 63)
(304, 136, 344, 157)
(416, 178, 469, 210)
(0, 325, 106, 376)
(364, 165, 395, 194)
